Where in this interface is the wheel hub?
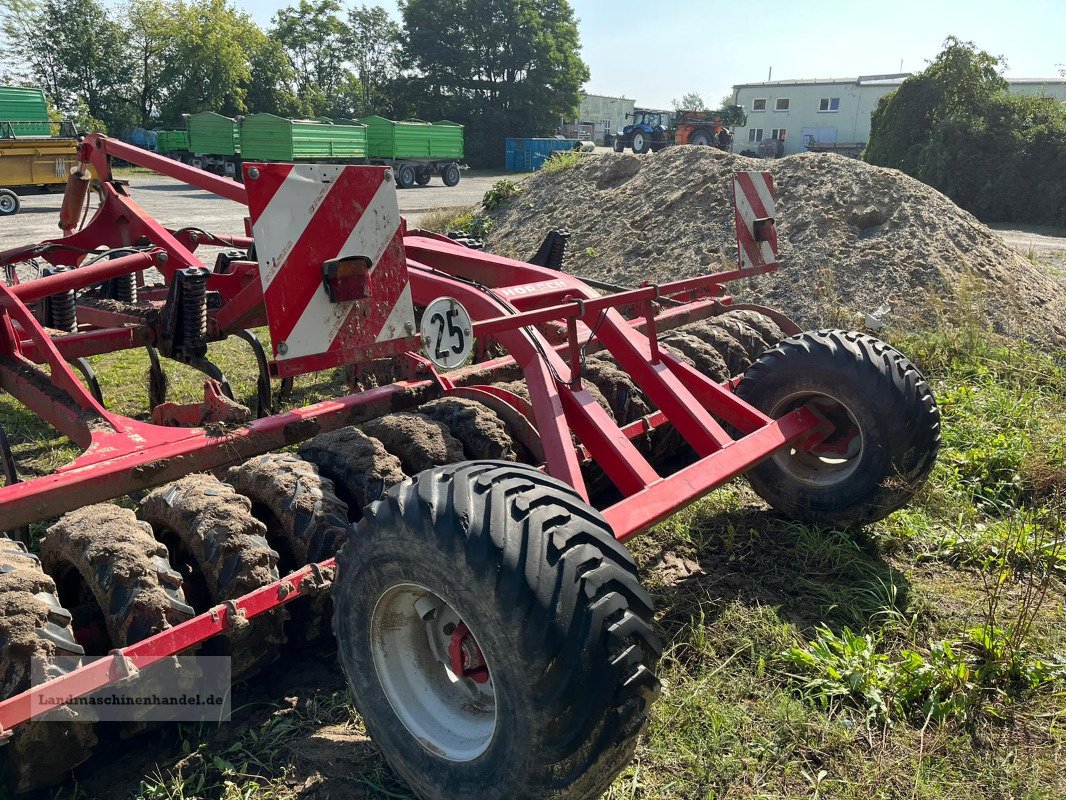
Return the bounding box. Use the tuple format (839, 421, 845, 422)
(371, 583, 497, 762)
(771, 391, 865, 487)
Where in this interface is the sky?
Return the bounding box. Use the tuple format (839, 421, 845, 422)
(245, 0, 1065, 109)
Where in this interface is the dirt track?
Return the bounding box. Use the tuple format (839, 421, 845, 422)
(0, 170, 506, 251)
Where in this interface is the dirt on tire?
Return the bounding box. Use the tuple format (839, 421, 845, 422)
(0, 536, 96, 793)
(419, 397, 519, 462)
(41, 505, 194, 648)
(298, 427, 407, 517)
(361, 412, 466, 474)
(139, 475, 284, 676)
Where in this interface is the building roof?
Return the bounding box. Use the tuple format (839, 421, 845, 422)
(733, 73, 911, 89)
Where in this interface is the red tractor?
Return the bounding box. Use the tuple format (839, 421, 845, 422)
(0, 137, 939, 798)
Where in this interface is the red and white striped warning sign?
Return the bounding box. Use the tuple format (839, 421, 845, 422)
(244, 163, 414, 372)
(732, 171, 779, 270)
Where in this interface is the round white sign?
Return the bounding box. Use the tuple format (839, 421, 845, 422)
(421, 297, 473, 369)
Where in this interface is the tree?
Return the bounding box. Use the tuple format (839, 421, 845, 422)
(399, 0, 589, 166)
(346, 4, 400, 115)
(126, 0, 177, 125)
(672, 91, 705, 112)
(272, 0, 349, 116)
(865, 37, 1066, 225)
(246, 35, 305, 117)
(155, 0, 263, 122)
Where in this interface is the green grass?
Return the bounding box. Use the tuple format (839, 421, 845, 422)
(8, 263, 1066, 798)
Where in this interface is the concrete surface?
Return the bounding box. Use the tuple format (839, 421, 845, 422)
(0, 170, 508, 252)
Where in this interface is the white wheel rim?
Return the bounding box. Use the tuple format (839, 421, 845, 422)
(371, 582, 497, 762)
(769, 391, 865, 487)
(633, 133, 644, 150)
(0, 195, 14, 213)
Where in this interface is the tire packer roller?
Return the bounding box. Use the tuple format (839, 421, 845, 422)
(0, 135, 940, 798)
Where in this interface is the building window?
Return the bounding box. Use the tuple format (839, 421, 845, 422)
(771, 128, 787, 140)
(748, 128, 764, 143)
(818, 97, 840, 112)
(774, 98, 790, 111)
(751, 98, 767, 111)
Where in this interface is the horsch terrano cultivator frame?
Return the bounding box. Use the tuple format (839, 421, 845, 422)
(0, 135, 940, 798)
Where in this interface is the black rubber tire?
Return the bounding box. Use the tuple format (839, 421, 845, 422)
(361, 412, 466, 475)
(683, 321, 751, 376)
(441, 162, 461, 187)
(735, 330, 941, 527)
(41, 505, 194, 649)
(0, 189, 19, 216)
(0, 536, 96, 794)
(139, 475, 286, 676)
(396, 164, 417, 189)
(613, 136, 625, 153)
(333, 462, 661, 800)
(299, 427, 407, 520)
(689, 129, 712, 146)
(419, 397, 518, 462)
(226, 453, 350, 643)
(660, 331, 730, 382)
(719, 309, 785, 349)
(415, 167, 432, 186)
(707, 315, 770, 362)
(582, 356, 654, 424)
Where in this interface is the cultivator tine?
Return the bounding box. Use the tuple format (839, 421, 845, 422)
(186, 356, 235, 400)
(146, 344, 168, 409)
(0, 426, 29, 545)
(278, 376, 295, 405)
(233, 329, 273, 417)
(71, 357, 104, 406)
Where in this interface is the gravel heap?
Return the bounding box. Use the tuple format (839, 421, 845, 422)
(485, 148, 1066, 346)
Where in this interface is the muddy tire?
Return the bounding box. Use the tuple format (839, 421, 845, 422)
(0, 536, 96, 794)
(362, 412, 466, 475)
(735, 330, 940, 527)
(139, 475, 285, 676)
(333, 462, 661, 800)
(419, 397, 518, 462)
(226, 453, 350, 567)
(582, 356, 654, 423)
(41, 505, 194, 649)
(227, 454, 351, 642)
(719, 309, 785, 349)
(706, 316, 769, 362)
(299, 427, 407, 519)
(683, 321, 751, 376)
(660, 331, 730, 382)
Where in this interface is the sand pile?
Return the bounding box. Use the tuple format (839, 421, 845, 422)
(485, 148, 1066, 346)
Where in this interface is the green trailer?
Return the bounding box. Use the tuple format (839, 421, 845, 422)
(359, 115, 465, 188)
(186, 112, 240, 177)
(240, 114, 367, 162)
(155, 129, 190, 156)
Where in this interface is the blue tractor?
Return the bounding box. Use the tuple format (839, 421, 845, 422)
(613, 109, 670, 155)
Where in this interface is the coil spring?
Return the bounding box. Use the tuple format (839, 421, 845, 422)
(109, 272, 137, 303)
(180, 267, 209, 352)
(41, 265, 77, 332)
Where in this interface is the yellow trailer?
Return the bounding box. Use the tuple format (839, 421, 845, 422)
(0, 126, 82, 216)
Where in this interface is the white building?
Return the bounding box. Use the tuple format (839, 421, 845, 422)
(561, 93, 636, 144)
(731, 74, 1066, 156)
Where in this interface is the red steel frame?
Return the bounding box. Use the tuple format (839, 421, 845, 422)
(0, 135, 825, 738)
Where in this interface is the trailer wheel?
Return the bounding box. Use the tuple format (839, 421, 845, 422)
(0, 536, 96, 794)
(441, 162, 461, 187)
(689, 129, 712, 146)
(415, 166, 432, 186)
(396, 164, 416, 189)
(735, 330, 940, 527)
(333, 461, 661, 800)
(0, 189, 20, 216)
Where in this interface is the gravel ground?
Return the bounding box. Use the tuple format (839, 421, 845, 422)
(0, 169, 507, 251)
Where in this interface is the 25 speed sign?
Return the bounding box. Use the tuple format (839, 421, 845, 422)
(420, 297, 473, 369)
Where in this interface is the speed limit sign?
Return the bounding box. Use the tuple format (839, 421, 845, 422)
(421, 297, 473, 369)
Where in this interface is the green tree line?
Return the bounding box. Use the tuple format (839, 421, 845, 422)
(0, 0, 589, 166)
(865, 37, 1066, 226)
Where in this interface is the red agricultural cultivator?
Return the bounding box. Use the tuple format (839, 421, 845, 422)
(0, 135, 939, 798)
